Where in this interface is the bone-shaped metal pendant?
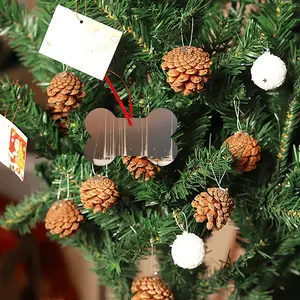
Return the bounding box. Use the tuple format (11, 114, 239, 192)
(85, 108, 178, 166)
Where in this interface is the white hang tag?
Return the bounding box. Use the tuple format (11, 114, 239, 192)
(0, 115, 28, 181)
(39, 5, 122, 80)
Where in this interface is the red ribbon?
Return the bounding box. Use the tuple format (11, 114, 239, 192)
(104, 70, 133, 126)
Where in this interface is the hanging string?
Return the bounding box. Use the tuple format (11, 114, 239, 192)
(150, 239, 155, 276)
(75, 0, 81, 22)
(209, 133, 219, 152)
(219, 169, 227, 186)
(233, 99, 242, 132)
(210, 163, 227, 192)
(75, 0, 87, 23)
(105, 70, 133, 126)
(63, 64, 69, 72)
(80, 163, 84, 181)
(210, 163, 222, 190)
(189, 17, 194, 47)
(66, 174, 70, 200)
(4, 105, 9, 118)
(180, 16, 195, 47)
(173, 211, 189, 232)
(209, 133, 212, 148)
(11, 98, 22, 123)
(274, 112, 281, 148)
(147, 104, 150, 115)
(91, 163, 96, 176)
(108, 70, 133, 119)
(180, 16, 185, 47)
(105, 75, 132, 125)
(182, 211, 188, 232)
(57, 176, 63, 200)
(92, 123, 101, 174)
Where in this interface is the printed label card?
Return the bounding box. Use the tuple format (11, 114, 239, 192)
(39, 5, 122, 80)
(0, 115, 28, 181)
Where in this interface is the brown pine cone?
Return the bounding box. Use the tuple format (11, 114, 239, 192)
(80, 176, 120, 213)
(122, 156, 160, 181)
(45, 200, 84, 238)
(131, 276, 174, 300)
(161, 46, 212, 96)
(223, 131, 261, 172)
(192, 188, 234, 230)
(46, 72, 86, 128)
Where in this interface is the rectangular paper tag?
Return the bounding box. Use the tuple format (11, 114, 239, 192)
(0, 115, 27, 181)
(39, 5, 122, 80)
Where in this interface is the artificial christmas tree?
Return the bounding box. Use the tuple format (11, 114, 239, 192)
(0, 0, 300, 299)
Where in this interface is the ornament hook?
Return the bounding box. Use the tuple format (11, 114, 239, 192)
(66, 174, 70, 199)
(180, 16, 194, 47)
(173, 210, 189, 232)
(210, 163, 226, 192)
(56, 176, 63, 200)
(233, 99, 243, 132)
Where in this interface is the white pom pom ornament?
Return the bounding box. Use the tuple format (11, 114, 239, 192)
(251, 51, 287, 90)
(171, 231, 205, 269)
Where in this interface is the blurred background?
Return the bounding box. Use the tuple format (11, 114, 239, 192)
(0, 1, 244, 299)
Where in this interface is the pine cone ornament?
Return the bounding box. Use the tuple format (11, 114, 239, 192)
(223, 131, 261, 172)
(45, 200, 84, 238)
(122, 156, 160, 181)
(161, 46, 212, 96)
(131, 276, 174, 300)
(80, 176, 120, 213)
(46, 72, 86, 127)
(192, 188, 234, 230)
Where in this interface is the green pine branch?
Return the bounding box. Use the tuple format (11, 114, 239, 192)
(276, 78, 300, 172)
(0, 0, 61, 81)
(195, 244, 265, 299)
(213, 20, 267, 76)
(91, 0, 152, 53)
(262, 146, 300, 230)
(0, 79, 60, 157)
(194, 230, 300, 300)
(170, 147, 233, 200)
(0, 1, 299, 299)
(253, 1, 299, 57)
(0, 191, 55, 234)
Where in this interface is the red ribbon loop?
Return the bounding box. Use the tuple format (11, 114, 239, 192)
(104, 70, 133, 126)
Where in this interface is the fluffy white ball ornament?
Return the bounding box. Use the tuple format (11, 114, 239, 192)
(251, 51, 287, 90)
(171, 231, 205, 269)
